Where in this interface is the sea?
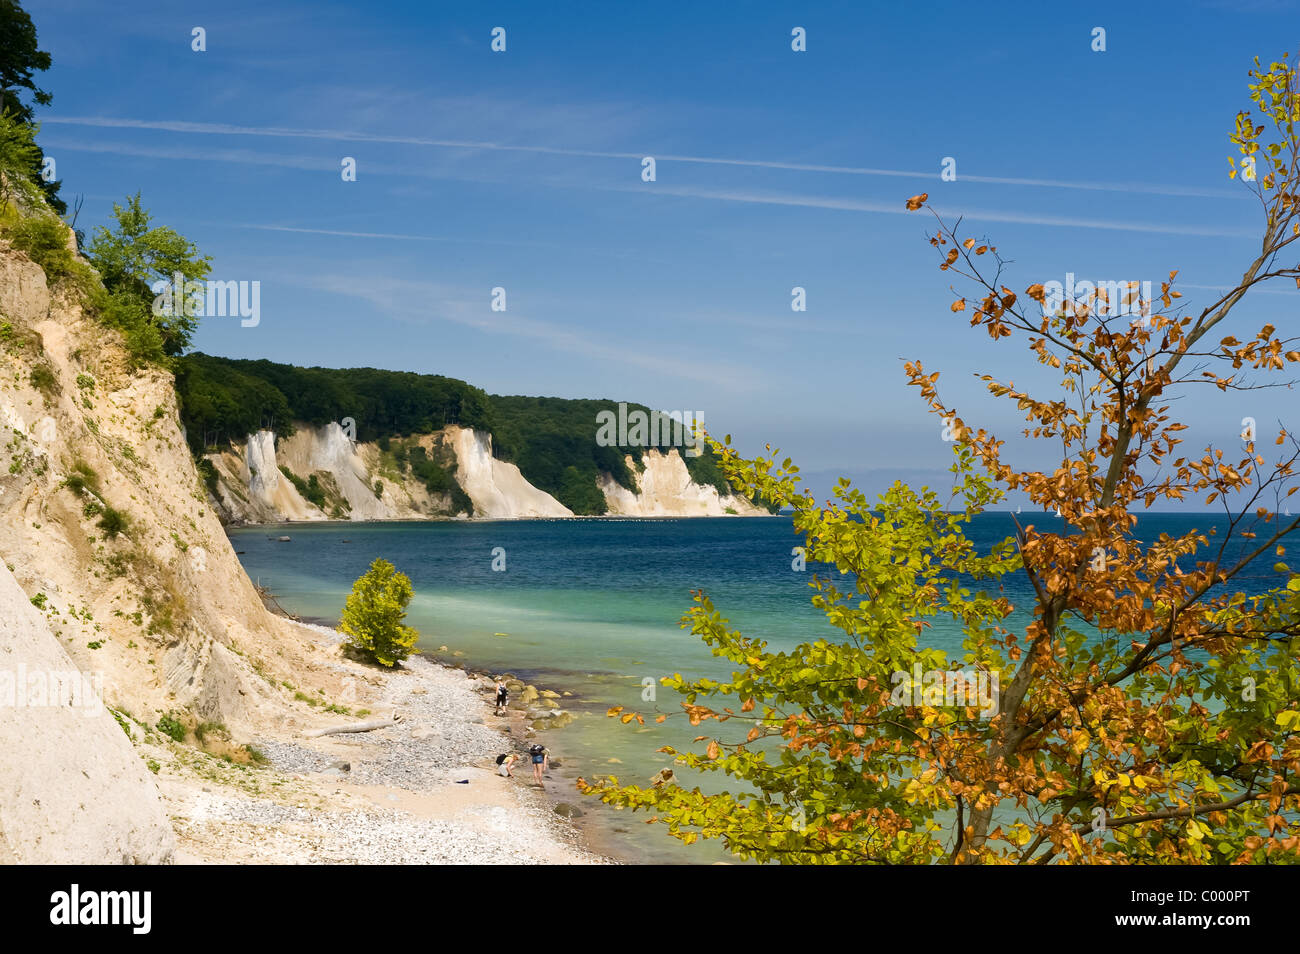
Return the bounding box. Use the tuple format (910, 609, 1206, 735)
(228, 512, 1294, 864)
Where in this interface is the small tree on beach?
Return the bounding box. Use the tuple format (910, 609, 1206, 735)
(580, 53, 1300, 864)
(340, 558, 418, 668)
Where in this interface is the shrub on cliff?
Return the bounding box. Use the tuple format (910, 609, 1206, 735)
(278, 465, 326, 509)
(339, 558, 418, 668)
(6, 210, 73, 279)
(96, 505, 128, 539)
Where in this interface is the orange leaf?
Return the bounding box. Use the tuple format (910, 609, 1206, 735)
(905, 193, 928, 210)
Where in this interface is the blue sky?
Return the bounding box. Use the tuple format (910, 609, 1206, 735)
(25, 0, 1300, 506)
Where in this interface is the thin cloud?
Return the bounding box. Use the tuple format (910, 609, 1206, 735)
(41, 136, 332, 172)
(44, 134, 1248, 238)
(246, 225, 458, 241)
(234, 224, 675, 264)
(45, 115, 1237, 199)
(612, 183, 1256, 238)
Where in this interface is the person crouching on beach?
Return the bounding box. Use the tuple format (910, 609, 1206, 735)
(494, 679, 508, 715)
(496, 753, 516, 778)
(528, 743, 548, 787)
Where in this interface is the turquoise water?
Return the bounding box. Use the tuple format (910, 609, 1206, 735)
(229, 513, 1293, 863)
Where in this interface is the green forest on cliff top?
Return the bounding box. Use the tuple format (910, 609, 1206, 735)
(175, 353, 758, 516)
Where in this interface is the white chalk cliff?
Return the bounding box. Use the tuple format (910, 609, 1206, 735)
(599, 449, 769, 516)
(0, 563, 175, 863)
(0, 229, 324, 862)
(206, 423, 763, 522)
(279, 421, 389, 520)
(447, 425, 571, 518)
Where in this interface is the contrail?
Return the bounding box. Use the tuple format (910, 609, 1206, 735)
(43, 115, 1240, 199)
(45, 134, 1246, 238)
(610, 183, 1256, 238)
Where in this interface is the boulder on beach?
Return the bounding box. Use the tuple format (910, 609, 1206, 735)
(529, 709, 574, 730)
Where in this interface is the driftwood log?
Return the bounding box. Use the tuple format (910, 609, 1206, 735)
(303, 712, 403, 739)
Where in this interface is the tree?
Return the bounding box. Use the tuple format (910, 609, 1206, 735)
(339, 559, 419, 668)
(0, 0, 50, 124)
(580, 53, 1300, 864)
(0, 0, 61, 212)
(87, 193, 212, 362)
(0, 108, 40, 206)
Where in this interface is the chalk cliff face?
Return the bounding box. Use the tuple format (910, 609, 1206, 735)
(0, 234, 324, 861)
(598, 449, 769, 516)
(0, 239, 281, 728)
(209, 422, 428, 524)
(208, 425, 480, 523)
(206, 423, 766, 523)
(279, 421, 388, 520)
(446, 425, 571, 518)
(245, 429, 319, 521)
(0, 564, 174, 863)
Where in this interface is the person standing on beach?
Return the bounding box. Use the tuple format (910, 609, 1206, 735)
(529, 743, 548, 787)
(494, 679, 508, 715)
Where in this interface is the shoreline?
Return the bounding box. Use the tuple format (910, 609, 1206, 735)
(224, 512, 781, 529)
(322, 611, 636, 863)
(154, 616, 612, 864)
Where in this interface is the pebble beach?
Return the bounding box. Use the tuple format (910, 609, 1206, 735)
(152, 622, 610, 865)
